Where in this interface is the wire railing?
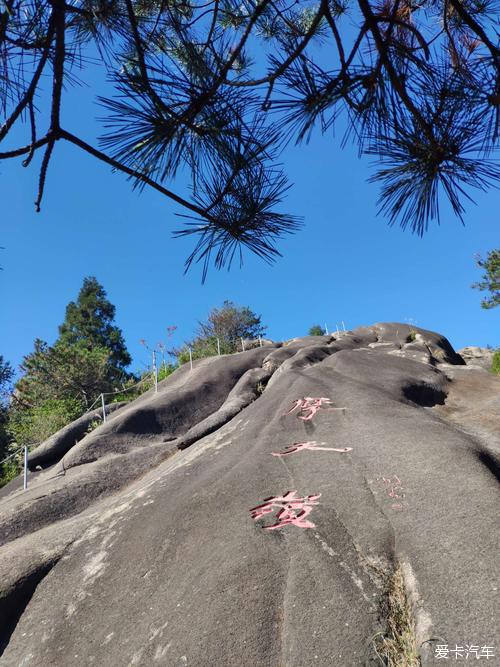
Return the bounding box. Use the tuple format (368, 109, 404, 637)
(1, 326, 349, 490)
(0, 373, 156, 489)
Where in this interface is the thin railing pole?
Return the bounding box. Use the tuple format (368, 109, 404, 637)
(217, 338, 221, 356)
(23, 446, 28, 490)
(324, 323, 329, 335)
(342, 320, 346, 331)
(189, 347, 193, 371)
(101, 393, 107, 423)
(241, 337, 245, 352)
(152, 350, 158, 393)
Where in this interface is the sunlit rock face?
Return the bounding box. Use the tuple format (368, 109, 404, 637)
(1, 323, 498, 666)
(458, 345, 495, 371)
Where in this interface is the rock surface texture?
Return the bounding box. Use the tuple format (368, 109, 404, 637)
(458, 346, 495, 371)
(0, 323, 498, 666)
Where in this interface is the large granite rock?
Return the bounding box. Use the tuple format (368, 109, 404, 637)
(27, 401, 128, 470)
(0, 323, 498, 666)
(458, 346, 495, 371)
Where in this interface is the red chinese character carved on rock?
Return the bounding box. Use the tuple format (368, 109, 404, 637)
(272, 441, 352, 456)
(250, 491, 321, 530)
(381, 475, 405, 509)
(285, 397, 332, 420)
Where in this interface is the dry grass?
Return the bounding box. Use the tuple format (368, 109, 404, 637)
(372, 565, 421, 666)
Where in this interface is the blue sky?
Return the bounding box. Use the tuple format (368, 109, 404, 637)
(1, 49, 499, 376)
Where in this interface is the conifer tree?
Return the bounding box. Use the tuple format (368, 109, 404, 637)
(58, 277, 131, 371)
(9, 278, 132, 446)
(0, 356, 14, 457)
(472, 250, 500, 310)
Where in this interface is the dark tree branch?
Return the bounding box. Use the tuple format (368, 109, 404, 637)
(0, 136, 50, 159)
(448, 0, 499, 66)
(357, 0, 434, 139)
(0, 24, 53, 142)
(22, 98, 37, 167)
(0, 0, 498, 274)
(49, 0, 65, 132)
(323, 3, 345, 67)
(373, 16, 430, 58)
(35, 137, 55, 212)
(59, 128, 216, 221)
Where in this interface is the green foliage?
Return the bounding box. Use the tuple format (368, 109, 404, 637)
(0, 457, 20, 489)
(0, 405, 12, 462)
(309, 325, 326, 336)
(472, 250, 499, 309)
(0, 356, 14, 462)
(177, 301, 266, 363)
(59, 276, 131, 373)
(15, 340, 114, 410)
(85, 418, 103, 436)
(157, 364, 176, 383)
(491, 351, 500, 376)
(8, 277, 133, 450)
(177, 337, 223, 364)
(199, 301, 266, 347)
(106, 363, 177, 401)
(0, 355, 13, 395)
(135, 364, 177, 394)
(8, 397, 82, 449)
(256, 381, 267, 395)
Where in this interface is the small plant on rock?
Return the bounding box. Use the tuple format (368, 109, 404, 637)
(491, 350, 500, 376)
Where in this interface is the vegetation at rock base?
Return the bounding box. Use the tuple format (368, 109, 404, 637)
(6, 277, 133, 455)
(114, 363, 178, 401)
(491, 350, 500, 376)
(0, 356, 13, 452)
(0, 356, 15, 487)
(1, 296, 267, 484)
(8, 396, 83, 451)
(177, 301, 266, 363)
(472, 250, 500, 310)
(13, 340, 115, 413)
(1, 0, 498, 277)
(372, 565, 421, 666)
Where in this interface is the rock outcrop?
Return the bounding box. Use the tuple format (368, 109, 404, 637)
(458, 346, 495, 371)
(27, 401, 128, 470)
(0, 323, 498, 666)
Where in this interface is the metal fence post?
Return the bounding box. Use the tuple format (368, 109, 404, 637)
(241, 337, 245, 352)
(23, 446, 28, 490)
(217, 338, 221, 356)
(101, 393, 107, 423)
(189, 347, 193, 371)
(152, 350, 158, 393)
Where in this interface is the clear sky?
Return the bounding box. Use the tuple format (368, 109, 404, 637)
(1, 57, 498, 376)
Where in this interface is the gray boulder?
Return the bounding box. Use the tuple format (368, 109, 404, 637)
(0, 323, 498, 666)
(27, 401, 128, 470)
(458, 346, 495, 371)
